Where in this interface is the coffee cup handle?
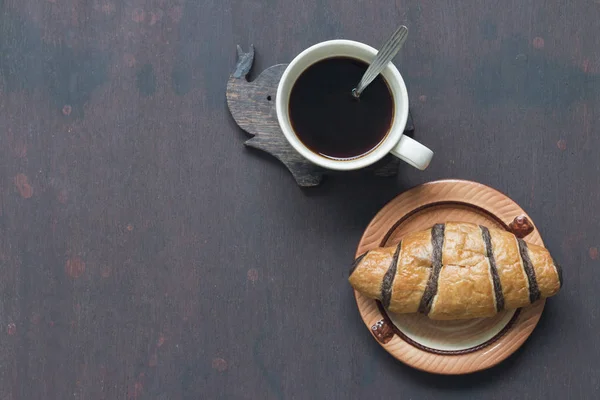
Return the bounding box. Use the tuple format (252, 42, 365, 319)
(390, 135, 434, 170)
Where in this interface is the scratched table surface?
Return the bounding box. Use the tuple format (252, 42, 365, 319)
(0, 0, 598, 399)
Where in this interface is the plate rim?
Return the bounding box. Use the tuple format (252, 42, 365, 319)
(353, 179, 546, 375)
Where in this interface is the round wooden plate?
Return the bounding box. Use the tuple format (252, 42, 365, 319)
(354, 179, 546, 375)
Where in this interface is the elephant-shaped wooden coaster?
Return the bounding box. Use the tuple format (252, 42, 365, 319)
(226, 45, 416, 187)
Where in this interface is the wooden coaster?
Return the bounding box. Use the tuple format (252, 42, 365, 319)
(354, 179, 545, 374)
(226, 45, 415, 187)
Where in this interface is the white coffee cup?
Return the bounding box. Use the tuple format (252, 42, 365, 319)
(276, 40, 433, 171)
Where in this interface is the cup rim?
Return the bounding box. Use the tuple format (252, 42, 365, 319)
(276, 39, 409, 171)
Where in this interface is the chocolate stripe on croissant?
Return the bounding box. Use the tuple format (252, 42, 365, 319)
(480, 226, 505, 311)
(418, 224, 445, 314)
(381, 241, 402, 308)
(517, 239, 541, 303)
(349, 252, 368, 277)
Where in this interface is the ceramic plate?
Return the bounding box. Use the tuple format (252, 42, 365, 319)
(354, 179, 546, 374)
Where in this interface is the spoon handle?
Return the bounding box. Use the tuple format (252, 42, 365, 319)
(353, 25, 408, 98)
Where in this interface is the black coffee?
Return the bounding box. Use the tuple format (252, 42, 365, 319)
(289, 57, 394, 160)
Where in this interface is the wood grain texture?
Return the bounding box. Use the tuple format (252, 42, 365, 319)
(226, 45, 416, 186)
(355, 180, 546, 374)
(0, 0, 597, 398)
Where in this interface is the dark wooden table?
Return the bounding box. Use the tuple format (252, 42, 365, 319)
(0, 0, 598, 398)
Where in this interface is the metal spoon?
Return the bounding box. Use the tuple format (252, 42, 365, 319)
(352, 25, 409, 98)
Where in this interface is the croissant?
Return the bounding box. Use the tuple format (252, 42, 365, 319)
(349, 222, 562, 320)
